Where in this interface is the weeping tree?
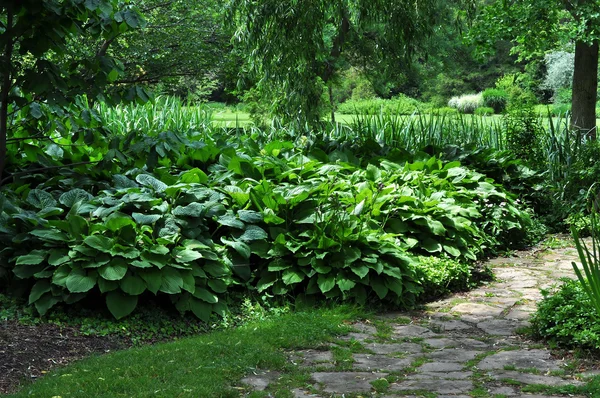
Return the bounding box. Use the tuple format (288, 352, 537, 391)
(0, 0, 145, 184)
(228, 0, 455, 127)
(471, 0, 600, 138)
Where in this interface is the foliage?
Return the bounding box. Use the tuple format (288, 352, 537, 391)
(542, 52, 575, 97)
(531, 278, 600, 350)
(474, 107, 494, 116)
(504, 108, 544, 167)
(495, 74, 538, 110)
(482, 88, 508, 113)
(448, 93, 483, 114)
(228, 0, 443, 126)
(571, 194, 600, 318)
(337, 96, 427, 115)
(415, 256, 473, 299)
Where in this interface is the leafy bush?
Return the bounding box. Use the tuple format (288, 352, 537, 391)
(495, 74, 537, 110)
(504, 108, 544, 167)
(531, 278, 600, 350)
(337, 95, 427, 115)
(448, 93, 483, 114)
(482, 88, 508, 113)
(416, 256, 473, 299)
(475, 107, 494, 116)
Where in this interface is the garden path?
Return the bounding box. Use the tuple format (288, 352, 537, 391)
(241, 243, 598, 397)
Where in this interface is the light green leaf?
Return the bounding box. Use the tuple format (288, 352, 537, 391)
(174, 248, 202, 263)
(27, 189, 57, 209)
(160, 267, 183, 294)
(239, 225, 268, 242)
(132, 212, 162, 225)
(84, 235, 114, 253)
(136, 174, 167, 192)
(217, 214, 245, 229)
(66, 269, 96, 293)
(16, 251, 46, 265)
(59, 189, 93, 207)
(337, 278, 356, 292)
(99, 259, 128, 281)
(193, 287, 218, 303)
(221, 237, 251, 259)
(237, 210, 263, 223)
(317, 274, 336, 293)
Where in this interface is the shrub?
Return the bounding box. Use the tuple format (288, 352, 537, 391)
(495, 74, 537, 110)
(337, 95, 426, 115)
(504, 107, 544, 167)
(482, 88, 508, 113)
(531, 278, 600, 350)
(447, 93, 483, 114)
(475, 107, 494, 116)
(416, 256, 472, 299)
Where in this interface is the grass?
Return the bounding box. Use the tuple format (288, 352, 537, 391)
(7, 306, 359, 398)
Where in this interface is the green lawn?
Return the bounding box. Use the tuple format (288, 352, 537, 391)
(7, 307, 358, 398)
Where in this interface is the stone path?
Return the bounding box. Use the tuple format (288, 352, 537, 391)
(241, 242, 598, 397)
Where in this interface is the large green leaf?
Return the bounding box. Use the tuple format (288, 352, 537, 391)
(193, 287, 218, 303)
(217, 214, 245, 229)
(27, 189, 57, 209)
(282, 269, 304, 285)
(239, 225, 268, 242)
(132, 212, 162, 225)
(16, 251, 46, 265)
(160, 267, 183, 294)
(337, 278, 356, 292)
(30, 228, 68, 242)
(120, 274, 146, 295)
(105, 212, 136, 232)
(173, 203, 206, 217)
(139, 268, 162, 294)
(221, 237, 251, 259)
(84, 235, 114, 253)
(317, 273, 336, 293)
(136, 174, 167, 192)
(34, 293, 60, 316)
(174, 248, 203, 263)
(66, 269, 97, 293)
(106, 291, 138, 320)
(48, 249, 70, 266)
(370, 276, 389, 299)
(59, 189, 93, 207)
(237, 210, 263, 223)
(29, 280, 52, 304)
(99, 259, 128, 281)
(190, 298, 212, 322)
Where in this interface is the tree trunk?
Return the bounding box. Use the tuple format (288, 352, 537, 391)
(0, 7, 14, 184)
(329, 85, 336, 123)
(571, 40, 598, 139)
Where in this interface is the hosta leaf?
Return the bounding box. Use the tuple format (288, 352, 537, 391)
(239, 225, 268, 242)
(208, 279, 228, 294)
(105, 212, 136, 232)
(317, 273, 336, 293)
(34, 293, 60, 316)
(443, 245, 461, 257)
(29, 280, 52, 304)
(337, 278, 356, 292)
(51, 265, 70, 287)
(350, 264, 370, 279)
(27, 189, 57, 209)
(282, 269, 304, 285)
(386, 279, 404, 297)
(66, 269, 96, 293)
(351, 199, 366, 216)
(263, 208, 285, 225)
(68, 215, 88, 239)
(84, 235, 114, 253)
(217, 214, 245, 229)
(48, 249, 70, 266)
(148, 245, 170, 255)
(99, 259, 128, 281)
(223, 185, 250, 206)
(132, 212, 162, 225)
(59, 189, 93, 207)
(422, 238, 442, 253)
(190, 298, 212, 322)
(113, 174, 139, 189)
(371, 276, 389, 299)
(131, 259, 153, 268)
(181, 271, 196, 293)
(136, 174, 167, 192)
(36, 207, 64, 218)
(343, 247, 361, 265)
(256, 273, 278, 292)
(98, 278, 119, 293)
(139, 268, 162, 294)
(267, 258, 290, 272)
(82, 254, 111, 268)
(160, 267, 183, 294)
(237, 210, 263, 223)
(109, 245, 140, 259)
(221, 237, 251, 259)
(174, 248, 202, 263)
(120, 274, 146, 295)
(193, 287, 218, 303)
(180, 168, 208, 184)
(172, 203, 206, 217)
(106, 291, 138, 320)
(16, 251, 46, 265)
(30, 228, 68, 242)
(141, 252, 170, 268)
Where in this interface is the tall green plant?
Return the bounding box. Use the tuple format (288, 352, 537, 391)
(571, 189, 600, 318)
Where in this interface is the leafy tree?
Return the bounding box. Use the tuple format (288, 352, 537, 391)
(0, 0, 145, 184)
(471, 0, 600, 137)
(228, 0, 449, 126)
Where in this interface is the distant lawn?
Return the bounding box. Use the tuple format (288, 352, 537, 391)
(7, 307, 358, 398)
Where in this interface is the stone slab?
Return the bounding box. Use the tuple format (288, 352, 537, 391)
(477, 319, 523, 336)
(450, 303, 504, 318)
(418, 362, 464, 372)
(364, 342, 422, 355)
(311, 372, 388, 393)
(428, 349, 480, 362)
(477, 349, 562, 371)
(390, 379, 473, 395)
(352, 354, 413, 371)
(490, 370, 581, 386)
(240, 370, 280, 391)
(392, 324, 437, 338)
(407, 371, 472, 380)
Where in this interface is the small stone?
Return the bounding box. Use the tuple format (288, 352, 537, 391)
(490, 370, 581, 386)
(477, 319, 523, 336)
(428, 349, 480, 362)
(390, 379, 473, 395)
(351, 322, 377, 335)
(478, 350, 562, 372)
(418, 362, 463, 372)
(353, 354, 413, 371)
(392, 324, 436, 338)
(450, 303, 504, 318)
(364, 342, 422, 355)
(291, 350, 334, 367)
(240, 370, 280, 391)
(311, 372, 388, 393)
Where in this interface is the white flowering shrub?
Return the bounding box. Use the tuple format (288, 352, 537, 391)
(542, 51, 574, 99)
(448, 93, 484, 114)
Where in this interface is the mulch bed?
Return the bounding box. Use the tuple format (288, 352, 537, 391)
(0, 321, 128, 395)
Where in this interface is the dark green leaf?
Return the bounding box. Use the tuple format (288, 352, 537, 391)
(106, 291, 138, 320)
